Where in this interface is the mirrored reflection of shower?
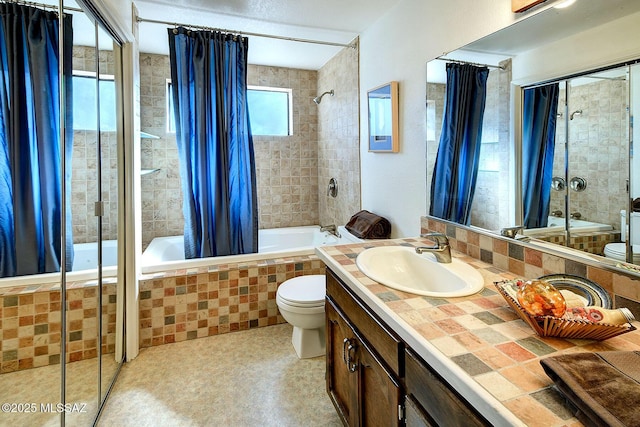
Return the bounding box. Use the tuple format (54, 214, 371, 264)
(569, 109, 583, 120)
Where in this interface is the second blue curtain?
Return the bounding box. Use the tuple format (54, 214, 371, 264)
(429, 63, 489, 225)
(0, 4, 73, 277)
(168, 28, 258, 258)
(522, 83, 559, 229)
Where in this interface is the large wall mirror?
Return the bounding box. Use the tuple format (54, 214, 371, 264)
(426, 0, 640, 265)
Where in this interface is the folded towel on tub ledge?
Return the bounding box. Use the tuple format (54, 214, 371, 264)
(345, 210, 391, 239)
(540, 351, 640, 427)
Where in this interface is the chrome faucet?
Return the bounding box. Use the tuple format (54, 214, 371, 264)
(320, 224, 341, 238)
(415, 233, 451, 263)
(500, 226, 523, 239)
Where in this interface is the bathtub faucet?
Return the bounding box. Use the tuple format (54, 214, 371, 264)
(500, 226, 523, 239)
(320, 224, 341, 238)
(416, 233, 451, 263)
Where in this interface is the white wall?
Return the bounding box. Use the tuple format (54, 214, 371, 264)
(359, 0, 524, 237)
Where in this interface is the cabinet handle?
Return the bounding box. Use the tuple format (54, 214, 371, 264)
(346, 341, 358, 373)
(342, 338, 358, 373)
(342, 338, 350, 366)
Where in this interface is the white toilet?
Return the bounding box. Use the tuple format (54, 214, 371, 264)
(604, 210, 640, 263)
(276, 275, 326, 359)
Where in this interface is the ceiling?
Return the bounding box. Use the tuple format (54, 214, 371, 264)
(465, 0, 640, 55)
(132, 0, 402, 70)
(428, 0, 640, 83)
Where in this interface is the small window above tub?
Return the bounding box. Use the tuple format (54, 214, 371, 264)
(72, 71, 116, 131)
(166, 82, 293, 136)
(247, 86, 293, 136)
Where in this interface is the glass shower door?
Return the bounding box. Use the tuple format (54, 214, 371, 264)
(566, 66, 630, 257)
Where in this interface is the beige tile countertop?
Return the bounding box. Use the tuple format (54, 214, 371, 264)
(316, 237, 640, 427)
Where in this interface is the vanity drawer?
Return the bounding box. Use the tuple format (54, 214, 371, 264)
(326, 268, 404, 377)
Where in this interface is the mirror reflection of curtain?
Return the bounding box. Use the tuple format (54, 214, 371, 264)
(0, 3, 73, 277)
(522, 83, 559, 229)
(429, 63, 489, 225)
(168, 27, 258, 258)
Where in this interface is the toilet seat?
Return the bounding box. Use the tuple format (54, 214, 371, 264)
(276, 275, 326, 308)
(604, 243, 640, 262)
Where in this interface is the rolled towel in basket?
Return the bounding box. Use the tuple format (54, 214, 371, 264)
(345, 210, 391, 239)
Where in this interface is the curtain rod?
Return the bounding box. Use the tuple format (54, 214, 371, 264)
(0, 0, 82, 13)
(136, 16, 356, 49)
(436, 56, 506, 70)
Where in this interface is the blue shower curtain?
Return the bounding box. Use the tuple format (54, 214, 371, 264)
(522, 83, 559, 229)
(429, 63, 489, 225)
(168, 27, 258, 258)
(0, 4, 73, 277)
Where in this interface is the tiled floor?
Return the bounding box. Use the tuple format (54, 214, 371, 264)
(98, 324, 341, 426)
(0, 355, 120, 427)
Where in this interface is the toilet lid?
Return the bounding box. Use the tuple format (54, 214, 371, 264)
(277, 275, 326, 307)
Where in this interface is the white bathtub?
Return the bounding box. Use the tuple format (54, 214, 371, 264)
(141, 225, 362, 274)
(0, 240, 118, 288)
(523, 216, 613, 236)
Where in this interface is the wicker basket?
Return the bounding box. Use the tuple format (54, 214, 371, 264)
(496, 281, 636, 340)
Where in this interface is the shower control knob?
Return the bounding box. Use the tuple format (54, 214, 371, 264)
(327, 178, 338, 198)
(570, 177, 587, 192)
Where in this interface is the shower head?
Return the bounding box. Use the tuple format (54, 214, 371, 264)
(570, 109, 583, 120)
(313, 90, 334, 105)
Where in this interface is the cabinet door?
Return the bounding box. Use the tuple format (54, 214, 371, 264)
(359, 339, 403, 427)
(326, 299, 359, 426)
(405, 349, 489, 427)
(405, 395, 435, 427)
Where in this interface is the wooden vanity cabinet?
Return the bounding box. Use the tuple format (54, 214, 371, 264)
(326, 269, 403, 426)
(325, 267, 492, 427)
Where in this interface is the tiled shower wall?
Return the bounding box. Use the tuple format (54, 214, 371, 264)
(139, 54, 183, 247)
(551, 78, 628, 230)
(71, 46, 119, 243)
(248, 65, 320, 229)
(317, 41, 361, 227)
(472, 60, 512, 231)
(139, 54, 323, 247)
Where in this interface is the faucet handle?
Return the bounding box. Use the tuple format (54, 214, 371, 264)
(420, 232, 449, 246)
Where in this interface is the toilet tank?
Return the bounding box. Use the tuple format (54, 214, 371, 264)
(621, 209, 640, 243)
(630, 211, 640, 244)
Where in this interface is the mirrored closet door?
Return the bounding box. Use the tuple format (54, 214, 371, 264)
(0, 0, 126, 425)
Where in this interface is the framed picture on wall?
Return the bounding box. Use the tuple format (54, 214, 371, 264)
(367, 81, 399, 153)
(511, 0, 546, 12)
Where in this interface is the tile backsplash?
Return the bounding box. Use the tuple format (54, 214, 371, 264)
(422, 216, 640, 319)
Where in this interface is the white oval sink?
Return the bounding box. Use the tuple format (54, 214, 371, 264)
(355, 246, 484, 297)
